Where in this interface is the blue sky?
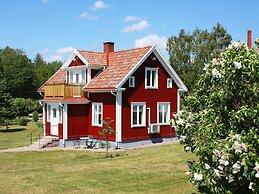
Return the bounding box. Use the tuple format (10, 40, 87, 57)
(0, 0, 258, 62)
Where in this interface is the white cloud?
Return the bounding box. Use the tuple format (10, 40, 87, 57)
(37, 48, 49, 55)
(123, 20, 149, 33)
(91, 1, 108, 10)
(56, 46, 74, 55)
(135, 34, 168, 50)
(79, 12, 99, 20)
(46, 55, 64, 62)
(123, 15, 141, 22)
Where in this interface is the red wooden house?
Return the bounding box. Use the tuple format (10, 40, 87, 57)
(39, 42, 187, 147)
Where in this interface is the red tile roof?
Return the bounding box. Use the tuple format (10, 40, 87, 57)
(84, 46, 152, 90)
(39, 46, 152, 92)
(78, 50, 106, 65)
(38, 69, 66, 92)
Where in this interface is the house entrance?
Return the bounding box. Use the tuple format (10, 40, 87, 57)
(50, 104, 59, 136)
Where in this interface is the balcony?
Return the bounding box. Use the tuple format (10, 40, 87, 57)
(44, 84, 85, 99)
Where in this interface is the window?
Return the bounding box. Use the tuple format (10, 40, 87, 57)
(59, 105, 63, 123)
(167, 78, 173, 88)
(129, 76, 135, 87)
(47, 105, 51, 122)
(81, 70, 86, 83)
(53, 108, 57, 118)
(131, 103, 146, 127)
(92, 103, 103, 127)
(145, 67, 158, 89)
(69, 70, 86, 84)
(157, 103, 170, 124)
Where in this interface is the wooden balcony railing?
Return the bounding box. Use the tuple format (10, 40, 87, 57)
(44, 84, 84, 98)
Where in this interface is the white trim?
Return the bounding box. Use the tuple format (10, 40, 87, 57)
(92, 102, 103, 127)
(116, 45, 156, 88)
(47, 104, 51, 122)
(61, 49, 89, 70)
(116, 91, 122, 144)
(177, 90, 180, 113)
(145, 67, 158, 89)
(87, 68, 91, 83)
(157, 102, 171, 125)
(153, 48, 188, 92)
(42, 103, 46, 136)
(131, 102, 146, 128)
(63, 104, 68, 142)
(58, 104, 63, 124)
(115, 45, 187, 92)
(129, 76, 135, 87)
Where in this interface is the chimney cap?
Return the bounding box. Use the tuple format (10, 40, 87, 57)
(103, 41, 115, 44)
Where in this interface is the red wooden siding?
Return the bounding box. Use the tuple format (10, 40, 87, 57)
(58, 123, 63, 139)
(68, 58, 85, 67)
(88, 93, 116, 141)
(67, 104, 88, 139)
(121, 52, 177, 142)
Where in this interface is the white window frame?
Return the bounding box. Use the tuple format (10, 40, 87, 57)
(145, 67, 158, 89)
(92, 103, 103, 127)
(69, 70, 86, 84)
(47, 104, 51, 122)
(129, 76, 135, 88)
(131, 102, 146, 128)
(157, 102, 170, 125)
(167, 78, 173, 88)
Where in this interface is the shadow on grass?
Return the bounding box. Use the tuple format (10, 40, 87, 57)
(0, 128, 25, 133)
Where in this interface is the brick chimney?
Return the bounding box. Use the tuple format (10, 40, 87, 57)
(103, 42, 114, 53)
(247, 30, 252, 49)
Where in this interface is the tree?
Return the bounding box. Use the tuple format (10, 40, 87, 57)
(167, 23, 232, 92)
(0, 72, 15, 129)
(171, 42, 259, 193)
(0, 47, 38, 98)
(99, 118, 115, 158)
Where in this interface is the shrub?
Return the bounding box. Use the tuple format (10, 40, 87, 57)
(18, 118, 29, 126)
(32, 111, 39, 122)
(171, 42, 259, 193)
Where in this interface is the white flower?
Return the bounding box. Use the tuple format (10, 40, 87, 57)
(212, 68, 222, 78)
(205, 163, 211, 170)
(219, 157, 229, 166)
(176, 118, 185, 126)
(234, 61, 242, 69)
(254, 163, 259, 171)
(249, 182, 255, 191)
(212, 58, 217, 65)
(214, 169, 221, 178)
(255, 171, 259, 178)
(233, 141, 247, 153)
(193, 173, 203, 181)
(218, 165, 224, 171)
(186, 171, 191, 176)
(231, 134, 241, 141)
(228, 176, 234, 183)
(232, 162, 241, 174)
(213, 149, 222, 158)
(203, 63, 209, 72)
(185, 146, 191, 151)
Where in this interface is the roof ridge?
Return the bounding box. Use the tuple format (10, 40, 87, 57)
(77, 45, 152, 54)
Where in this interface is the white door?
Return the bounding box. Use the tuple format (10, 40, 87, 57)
(51, 104, 59, 136)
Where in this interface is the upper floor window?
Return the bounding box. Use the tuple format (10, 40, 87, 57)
(145, 67, 158, 89)
(129, 76, 135, 88)
(167, 78, 173, 88)
(69, 70, 86, 84)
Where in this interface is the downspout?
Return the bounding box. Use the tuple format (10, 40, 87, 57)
(39, 100, 46, 137)
(58, 102, 66, 146)
(110, 90, 118, 148)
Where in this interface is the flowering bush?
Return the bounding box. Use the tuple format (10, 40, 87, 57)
(171, 41, 259, 193)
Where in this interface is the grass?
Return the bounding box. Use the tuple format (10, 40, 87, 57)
(0, 144, 197, 194)
(0, 121, 39, 150)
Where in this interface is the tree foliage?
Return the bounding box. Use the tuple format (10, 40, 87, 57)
(167, 23, 232, 92)
(0, 72, 15, 129)
(171, 42, 259, 193)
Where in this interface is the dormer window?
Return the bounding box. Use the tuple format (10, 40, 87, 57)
(69, 70, 86, 84)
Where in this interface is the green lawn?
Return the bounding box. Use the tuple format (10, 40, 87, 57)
(0, 121, 39, 150)
(0, 144, 197, 194)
